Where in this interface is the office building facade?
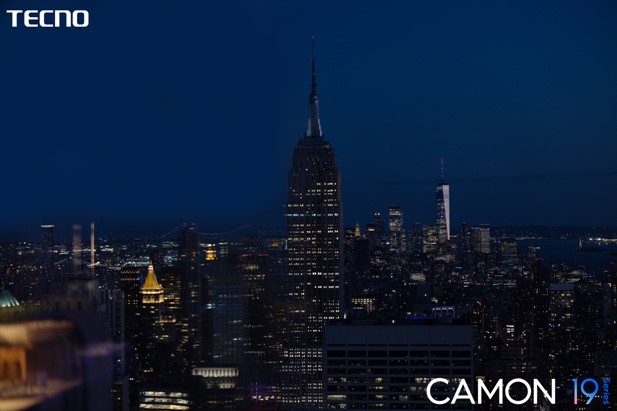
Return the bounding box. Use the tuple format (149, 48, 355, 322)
(324, 321, 474, 410)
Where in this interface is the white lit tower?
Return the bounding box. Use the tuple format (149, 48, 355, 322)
(436, 159, 451, 246)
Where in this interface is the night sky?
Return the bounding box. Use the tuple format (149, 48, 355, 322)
(1, 1, 616, 239)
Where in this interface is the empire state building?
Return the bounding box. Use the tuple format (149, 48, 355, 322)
(280, 40, 344, 408)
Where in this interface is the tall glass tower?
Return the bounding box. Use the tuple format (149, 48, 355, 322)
(280, 39, 344, 409)
(436, 159, 450, 244)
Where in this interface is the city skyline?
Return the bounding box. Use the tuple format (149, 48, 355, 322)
(2, 1, 617, 235)
(2, 3, 617, 410)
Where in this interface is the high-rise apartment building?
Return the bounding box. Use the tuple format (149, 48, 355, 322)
(281, 40, 344, 409)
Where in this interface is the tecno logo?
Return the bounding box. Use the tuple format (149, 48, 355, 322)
(426, 378, 556, 405)
(6, 10, 89, 28)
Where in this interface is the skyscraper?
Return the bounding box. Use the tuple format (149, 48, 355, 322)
(388, 205, 405, 254)
(281, 39, 343, 409)
(436, 159, 451, 245)
(178, 224, 202, 374)
(137, 264, 165, 377)
(208, 258, 246, 365)
(368, 211, 386, 249)
(471, 224, 491, 254)
(532, 258, 550, 373)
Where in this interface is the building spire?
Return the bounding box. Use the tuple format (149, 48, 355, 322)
(306, 36, 323, 138)
(141, 263, 164, 304)
(440, 158, 445, 183)
(142, 263, 163, 292)
(311, 36, 317, 95)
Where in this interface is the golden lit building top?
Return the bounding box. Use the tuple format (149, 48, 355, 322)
(141, 264, 164, 304)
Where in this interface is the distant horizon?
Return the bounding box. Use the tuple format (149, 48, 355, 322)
(2, 221, 616, 243)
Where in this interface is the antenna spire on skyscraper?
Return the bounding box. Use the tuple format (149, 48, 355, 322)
(306, 36, 323, 139)
(285, 39, 343, 403)
(440, 158, 445, 182)
(311, 36, 316, 94)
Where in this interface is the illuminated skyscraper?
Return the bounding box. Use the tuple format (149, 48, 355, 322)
(436, 159, 451, 245)
(281, 39, 343, 408)
(423, 225, 438, 254)
(388, 205, 406, 254)
(137, 264, 165, 376)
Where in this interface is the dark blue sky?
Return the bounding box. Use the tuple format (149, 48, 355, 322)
(1, 1, 616, 239)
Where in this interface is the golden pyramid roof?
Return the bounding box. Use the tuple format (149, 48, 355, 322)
(142, 264, 163, 292)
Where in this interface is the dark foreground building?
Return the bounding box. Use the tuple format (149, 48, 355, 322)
(324, 319, 474, 410)
(0, 310, 113, 411)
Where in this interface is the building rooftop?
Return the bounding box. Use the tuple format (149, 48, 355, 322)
(142, 264, 163, 292)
